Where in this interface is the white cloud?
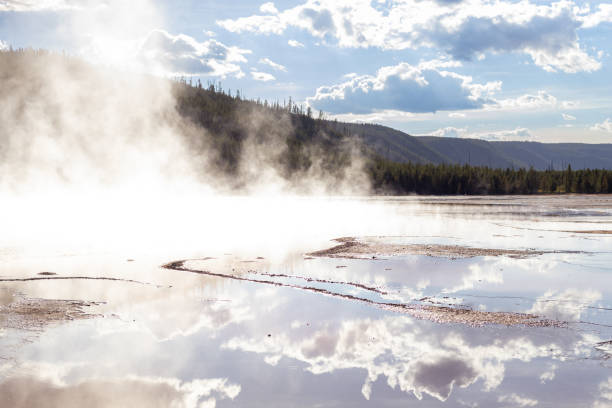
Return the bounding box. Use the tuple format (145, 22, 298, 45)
(223, 316, 563, 402)
(251, 69, 276, 82)
(327, 87, 569, 123)
(493, 91, 558, 110)
(429, 127, 467, 138)
(579, 4, 612, 28)
(0, 370, 241, 408)
(308, 60, 500, 114)
(425, 126, 534, 141)
(560, 100, 580, 109)
(259, 57, 287, 72)
(328, 109, 417, 124)
(539, 363, 557, 384)
(472, 127, 534, 141)
(498, 393, 538, 407)
(259, 2, 278, 14)
(288, 39, 305, 48)
(217, 0, 603, 73)
(136, 29, 250, 77)
(528, 289, 601, 321)
(443, 263, 503, 293)
(526, 44, 601, 73)
(0, 0, 99, 11)
(562, 113, 576, 120)
(591, 118, 612, 133)
(594, 378, 612, 408)
(0, 40, 8, 51)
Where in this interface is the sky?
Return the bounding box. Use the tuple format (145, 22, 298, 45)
(1, 0, 612, 143)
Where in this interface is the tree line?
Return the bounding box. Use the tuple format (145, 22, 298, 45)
(368, 158, 612, 195)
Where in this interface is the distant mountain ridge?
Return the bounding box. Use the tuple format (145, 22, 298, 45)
(332, 122, 612, 170)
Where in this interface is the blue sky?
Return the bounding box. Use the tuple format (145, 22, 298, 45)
(1, 0, 612, 142)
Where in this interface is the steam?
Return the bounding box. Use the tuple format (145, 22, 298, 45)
(0, 1, 374, 259)
(0, 52, 201, 193)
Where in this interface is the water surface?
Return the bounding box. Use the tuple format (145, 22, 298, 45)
(1, 195, 611, 407)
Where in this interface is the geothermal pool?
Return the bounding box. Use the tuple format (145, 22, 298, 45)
(1, 195, 611, 407)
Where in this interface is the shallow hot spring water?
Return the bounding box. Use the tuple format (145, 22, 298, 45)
(1, 195, 611, 407)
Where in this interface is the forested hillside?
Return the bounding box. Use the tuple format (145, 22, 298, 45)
(2, 48, 611, 195)
(172, 79, 357, 183)
(174, 80, 612, 194)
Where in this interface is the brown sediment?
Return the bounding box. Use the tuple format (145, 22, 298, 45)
(307, 237, 549, 260)
(0, 276, 163, 287)
(0, 292, 102, 332)
(382, 304, 563, 327)
(252, 270, 388, 295)
(162, 259, 563, 328)
(562, 230, 612, 234)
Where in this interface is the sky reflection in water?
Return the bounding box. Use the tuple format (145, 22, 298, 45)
(1, 196, 611, 407)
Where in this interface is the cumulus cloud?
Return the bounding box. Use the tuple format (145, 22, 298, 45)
(526, 43, 601, 73)
(483, 91, 577, 111)
(137, 29, 251, 77)
(308, 60, 500, 114)
(329, 86, 561, 129)
(259, 2, 278, 14)
(250, 69, 276, 82)
(580, 4, 612, 28)
(591, 118, 612, 133)
(493, 90, 558, 110)
(259, 57, 287, 71)
(471, 127, 534, 141)
(310, 63, 568, 118)
(426, 126, 534, 141)
(217, 0, 603, 73)
(430, 127, 468, 138)
(288, 39, 305, 47)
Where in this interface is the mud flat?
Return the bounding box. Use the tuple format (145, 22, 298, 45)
(308, 237, 552, 259)
(0, 289, 101, 332)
